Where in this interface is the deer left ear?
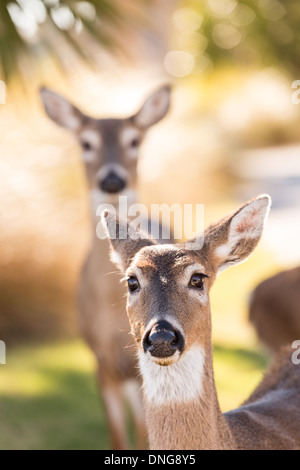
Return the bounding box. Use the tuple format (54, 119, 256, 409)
(40, 87, 86, 131)
(207, 195, 271, 273)
(133, 85, 171, 129)
(101, 210, 157, 271)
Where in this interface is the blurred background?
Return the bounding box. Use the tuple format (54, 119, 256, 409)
(1, 0, 300, 449)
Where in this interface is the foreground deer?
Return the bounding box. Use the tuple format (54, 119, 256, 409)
(40, 85, 171, 449)
(249, 266, 300, 350)
(102, 195, 300, 450)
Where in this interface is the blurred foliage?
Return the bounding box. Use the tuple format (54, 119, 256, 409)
(3, 0, 300, 84)
(0, 0, 150, 82)
(171, 0, 300, 77)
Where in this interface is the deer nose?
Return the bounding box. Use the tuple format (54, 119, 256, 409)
(142, 320, 184, 358)
(100, 172, 125, 194)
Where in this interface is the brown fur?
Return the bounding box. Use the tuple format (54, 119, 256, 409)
(145, 343, 300, 449)
(40, 85, 171, 449)
(145, 344, 234, 450)
(250, 267, 300, 350)
(227, 346, 300, 449)
(104, 195, 300, 450)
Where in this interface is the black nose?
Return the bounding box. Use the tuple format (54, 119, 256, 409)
(142, 320, 184, 358)
(100, 172, 125, 194)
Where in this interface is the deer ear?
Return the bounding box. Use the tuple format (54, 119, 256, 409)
(101, 210, 157, 271)
(206, 195, 271, 273)
(133, 85, 171, 129)
(40, 87, 86, 131)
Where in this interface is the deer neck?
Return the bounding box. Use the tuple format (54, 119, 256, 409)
(139, 341, 235, 450)
(89, 189, 138, 238)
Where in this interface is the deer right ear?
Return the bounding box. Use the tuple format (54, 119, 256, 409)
(40, 87, 86, 131)
(133, 85, 171, 129)
(206, 195, 271, 274)
(101, 210, 157, 271)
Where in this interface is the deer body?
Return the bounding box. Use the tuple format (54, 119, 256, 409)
(103, 195, 300, 450)
(142, 344, 234, 450)
(40, 85, 171, 449)
(226, 348, 300, 450)
(143, 343, 300, 449)
(249, 267, 300, 351)
(78, 234, 135, 379)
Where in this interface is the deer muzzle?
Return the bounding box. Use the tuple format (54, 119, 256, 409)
(100, 171, 126, 194)
(142, 320, 184, 359)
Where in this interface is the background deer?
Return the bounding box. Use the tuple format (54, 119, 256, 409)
(103, 195, 300, 450)
(40, 85, 171, 449)
(249, 266, 300, 351)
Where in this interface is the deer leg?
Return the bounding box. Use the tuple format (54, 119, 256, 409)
(97, 369, 129, 450)
(123, 379, 148, 450)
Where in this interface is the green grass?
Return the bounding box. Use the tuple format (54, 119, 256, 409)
(0, 340, 108, 450)
(214, 344, 269, 411)
(0, 249, 279, 449)
(0, 338, 270, 449)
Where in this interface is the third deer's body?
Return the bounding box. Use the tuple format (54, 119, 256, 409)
(249, 266, 300, 350)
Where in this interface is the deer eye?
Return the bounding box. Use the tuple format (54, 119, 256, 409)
(81, 140, 92, 151)
(189, 273, 207, 289)
(127, 276, 139, 292)
(130, 138, 139, 148)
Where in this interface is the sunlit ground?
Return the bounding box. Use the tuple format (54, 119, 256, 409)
(1, 63, 300, 449)
(0, 248, 280, 450)
(0, 337, 269, 450)
(0, 340, 107, 450)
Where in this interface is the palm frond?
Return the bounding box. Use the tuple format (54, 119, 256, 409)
(0, 0, 151, 83)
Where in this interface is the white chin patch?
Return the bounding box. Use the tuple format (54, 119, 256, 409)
(90, 189, 137, 215)
(138, 344, 205, 405)
(148, 350, 180, 366)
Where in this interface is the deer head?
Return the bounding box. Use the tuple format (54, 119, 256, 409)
(40, 85, 171, 206)
(102, 195, 271, 369)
